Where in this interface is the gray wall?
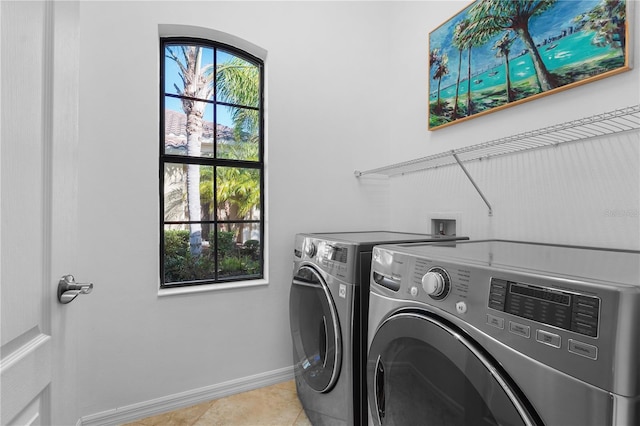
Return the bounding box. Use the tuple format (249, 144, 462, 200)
(76, 0, 392, 418)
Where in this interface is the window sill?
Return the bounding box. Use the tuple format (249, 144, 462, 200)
(158, 279, 268, 297)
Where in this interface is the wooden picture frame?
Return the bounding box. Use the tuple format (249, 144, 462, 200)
(428, 0, 631, 130)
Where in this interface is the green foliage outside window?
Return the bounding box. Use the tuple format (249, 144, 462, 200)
(164, 229, 261, 283)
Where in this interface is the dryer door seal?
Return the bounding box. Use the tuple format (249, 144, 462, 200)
(290, 265, 342, 393)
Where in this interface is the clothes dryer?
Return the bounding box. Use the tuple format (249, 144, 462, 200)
(289, 231, 468, 425)
(367, 240, 640, 426)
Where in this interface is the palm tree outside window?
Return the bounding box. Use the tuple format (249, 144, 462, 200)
(160, 37, 264, 287)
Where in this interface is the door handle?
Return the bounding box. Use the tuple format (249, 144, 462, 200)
(57, 274, 93, 304)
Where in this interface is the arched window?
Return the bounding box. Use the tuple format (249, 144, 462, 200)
(160, 37, 264, 287)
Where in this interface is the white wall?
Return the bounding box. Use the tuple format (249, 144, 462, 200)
(75, 0, 392, 419)
(73, 0, 639, 420)
(381, 1, 640, 249)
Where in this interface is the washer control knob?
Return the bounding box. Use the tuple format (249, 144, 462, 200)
(410, 286, 419, 297)
(421, 267, 451, 300)
(456, 301, 468, 314)
(305, 242, 316, 257)
(422, 272, 444, 295)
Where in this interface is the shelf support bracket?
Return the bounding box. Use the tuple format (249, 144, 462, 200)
(451, 151, 493, 216)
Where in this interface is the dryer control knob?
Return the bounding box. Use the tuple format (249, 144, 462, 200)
(305, 242, 316, 257)
(422, 272, 444, 295)
(422, 267, 451, 300)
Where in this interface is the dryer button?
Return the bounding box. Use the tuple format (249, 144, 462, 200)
(536, 330, 561, 348)
(339, 284, 347, 299)
(487, 314, 505, 329)
(509, 321, 531, 338)
(568, 339, 598, 360)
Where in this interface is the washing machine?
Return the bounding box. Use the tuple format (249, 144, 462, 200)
(367, 240, 640, 426)
(289, 231, 469, 425)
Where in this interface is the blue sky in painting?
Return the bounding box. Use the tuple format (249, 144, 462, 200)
(430, 0, 602, 86)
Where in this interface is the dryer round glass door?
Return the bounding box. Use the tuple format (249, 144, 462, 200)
(290, 265, 342, 393)
(367, 312, 540, 426)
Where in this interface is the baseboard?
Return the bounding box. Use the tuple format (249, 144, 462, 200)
(79, 366, 295, 426)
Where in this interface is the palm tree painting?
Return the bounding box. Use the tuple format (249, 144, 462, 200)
(428, 0, 629, 130)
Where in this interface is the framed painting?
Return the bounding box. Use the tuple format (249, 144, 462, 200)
(428, 0, 631, 130)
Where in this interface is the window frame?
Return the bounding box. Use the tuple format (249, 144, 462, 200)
(159, 36, 265, 289)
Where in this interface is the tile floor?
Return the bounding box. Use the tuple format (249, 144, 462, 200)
(123, 380, 311, 426)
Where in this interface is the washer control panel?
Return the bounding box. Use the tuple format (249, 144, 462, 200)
(488, 278, 600, 338)
(370, 248, 609, 365)
(295, 236, 356, 282)
(369, 243, 640, 396)
(371, 252, 472, 313)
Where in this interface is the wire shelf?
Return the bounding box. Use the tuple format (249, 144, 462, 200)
(355, 104, 640, 177)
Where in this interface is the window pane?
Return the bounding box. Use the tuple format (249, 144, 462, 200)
(164, 45, 214, 101)
(164, 104, 187, 155)
(201, 104, 215, 157)
(216, 50, 260, 108)
(216, 105, 259, 161)
(164, 162, 187, 221)
(163, 163, 214, 221)
(163, 224, 216, 284)
(216, 166, 261, 221)
(217, 223, 262, 279)
(164, 98, 214, 158)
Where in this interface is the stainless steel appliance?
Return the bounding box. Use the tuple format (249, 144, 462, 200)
(367, 240, 640, 426)
(289, 231, 468, 425)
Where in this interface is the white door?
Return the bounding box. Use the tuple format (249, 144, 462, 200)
(1, 1, 81, 425)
